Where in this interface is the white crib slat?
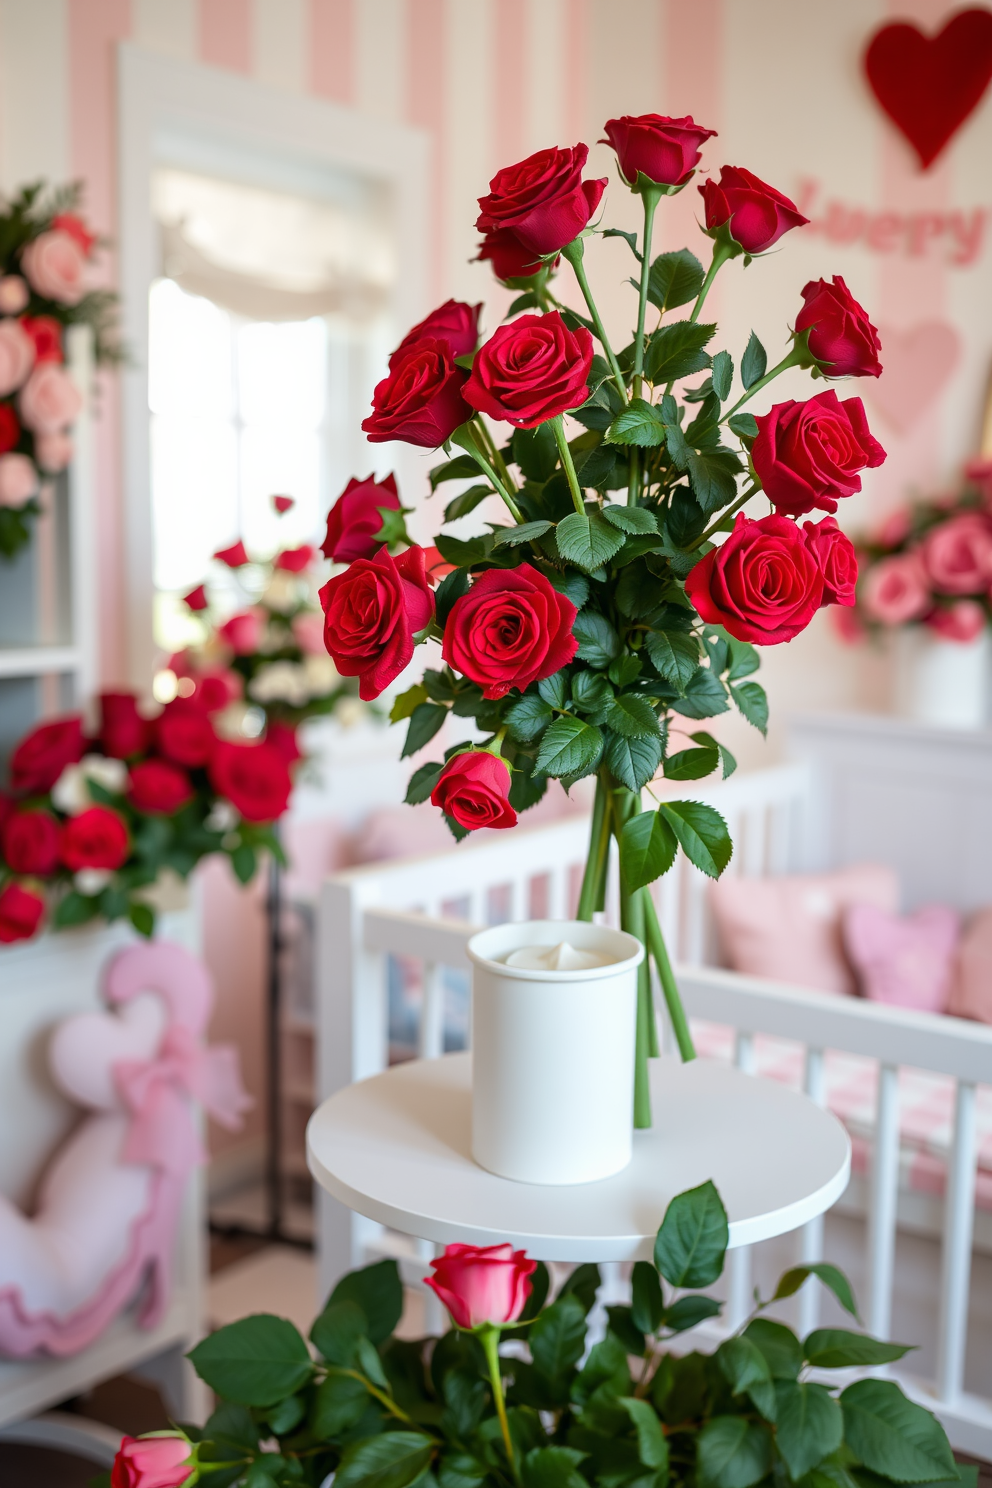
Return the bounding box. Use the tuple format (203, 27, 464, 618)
(937, 1080, 978, 1405)
(684, 866, 707, 966)
(799, 1048, 827, 1336)
(867, 1063, 900, 1340)
(419, 962, 445, 1060)
(547, 868, 568, 920)
(734, 1031, 755, 1075)
(727, 1246, 752, 1330)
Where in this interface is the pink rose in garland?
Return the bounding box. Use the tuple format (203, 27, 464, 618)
(392, 299, 481, 365)
(0, 882, 45, 943)
(602, 114, 717, 188)
(927, 601, 986, 643)
(0, 318, 35, 396)
(686, 513, 824, 644)
(463, 312, 593, 428)
(20, 228, 88, 305)
(431, 752, 518, 832)
(320, 545, 434, 700)
(752, 391, 886, 518)
(921, 512, 992, 594)
(18, 363, 82, 435)
(699, 166, 808, 254)
(425, 1242, 536, 1328)
(442, 565, 578, 700)
(321, 473, 401, 563)
(795, 276, 882, 379)
(476, 143, 606, 257)
(363, 340, 471, 449)
(803, 517, 858, 607)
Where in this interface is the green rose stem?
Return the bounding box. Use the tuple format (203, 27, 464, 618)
(560, 237, 629, 406)
(450, 425, 524, 523)
(632, 185, 663, 400)
(575, 774, 611, 921)
(613, 786, 652, 1128)
(473, 416, 518, 496)
(721, 341, 807, 422)
(689, 480, 761, 549)
(689, 238, 736, 325)
(478, 1324, 521, 1487)
(643, 890, 696, 1062)
(550, 416, 587, 516)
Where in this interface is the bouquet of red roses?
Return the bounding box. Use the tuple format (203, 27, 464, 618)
(318, 114, 886, 1124)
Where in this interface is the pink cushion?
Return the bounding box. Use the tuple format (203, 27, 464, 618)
(843, 902, 960, 1013)
(948, 906, 992, 1023)
(709, 863, 899, 995)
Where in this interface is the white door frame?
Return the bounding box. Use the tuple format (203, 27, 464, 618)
(117, 44, 430, 689)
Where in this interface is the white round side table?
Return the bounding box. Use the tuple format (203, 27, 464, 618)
(307, 1053, 851, 1262)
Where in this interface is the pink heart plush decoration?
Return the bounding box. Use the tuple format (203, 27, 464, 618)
(864, 322, 960, 432)
(49, 993, 167, 1111)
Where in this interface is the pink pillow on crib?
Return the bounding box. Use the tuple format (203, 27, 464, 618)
(709, 863, 899, 995)
(843, 903, 959, 1013)
(948, 906, 992, 1023)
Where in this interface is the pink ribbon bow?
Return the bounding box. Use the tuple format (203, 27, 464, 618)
(113, 1024, 253, 1177)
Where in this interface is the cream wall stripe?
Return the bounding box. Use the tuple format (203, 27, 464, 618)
(0, 0, 69, 190)
(444, 0, 494, 305)
(133, 0, 197, 57)
(355, 0, 407, 122)
(253, 0, 306, 92)
(527, 0, 565, 156)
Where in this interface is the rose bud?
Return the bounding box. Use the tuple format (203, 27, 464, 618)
(425, 1242, 537, 1329)
(921, 512, 992, 594)
(391, 299, 482, 365)
(794, 276, 882, 379)
(59, 805, 130, 872)
(431, 752, 518, 832)
(213, 539, 250, 567)
(0, 402, 20, 454)
(156, 698, 216, 767)
(182, 584, 208, 611)
(10, 715, 84, 795)
(802, 517, 858, 607)
(442, 564, 578, 700)
(860, 553, 931, 625)
(272, 494, 294, 513)
(99, 691, 150, 759)
(210, 739, 292, 823)
(128, 759, 194, 816)
(751, 391, 886, 518)
(322, 473, 401, 563)
(2, 809, 61, 874)
(217, 610, 264, 655)
(20, 315, 63, 364)
(52, 211, 97, 255)
(463, 312, 593, 428)
(110, 1433, 194, 1488)
(320, 546, 434, 701)
(476, 144, 606, 257)
(274, 544, 314, 572)
(0, 881, 46, 944)
(475, 228, 548, 282)
(362, 339, 472, 449)
(698, 166, 808, 255)
(926, 600, 986, 643)
(685, 512, 824, 644)
(601, 114, 717, 190)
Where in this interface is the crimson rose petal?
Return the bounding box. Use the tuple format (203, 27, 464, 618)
(319, 545, 434, 701)
(752, 391, 886, 518)
(431, 752, 518, 832)
(685, 513, 824, 644)
(442, 564, 578, 700)
(463, 312, 593, 430)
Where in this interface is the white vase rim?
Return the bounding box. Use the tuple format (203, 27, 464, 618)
(467, 918, 644, 982)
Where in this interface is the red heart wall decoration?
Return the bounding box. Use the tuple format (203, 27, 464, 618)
(864, 8, 992, 169)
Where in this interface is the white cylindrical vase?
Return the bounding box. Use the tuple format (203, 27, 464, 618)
(892, 627, 992, 729)
(467, 919, 643, 1186)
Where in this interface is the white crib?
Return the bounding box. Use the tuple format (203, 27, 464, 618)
(315, 712, 992, 1458)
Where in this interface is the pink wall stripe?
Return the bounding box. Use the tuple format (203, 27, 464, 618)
(494, 0, 528, 167)
(198, 0, 253, 74)
(68, 0, 131, 687)
(563, 0, 588, 143)
(309, 0, 354, 104)
(662, 0, 723, 264)
(407, 0, 447, 301)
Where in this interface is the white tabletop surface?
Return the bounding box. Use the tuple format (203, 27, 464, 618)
(307, 1053, 851, 1262)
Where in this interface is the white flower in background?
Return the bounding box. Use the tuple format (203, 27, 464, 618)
(213, 700, 266, 740)
(256, 623, 285, 654)
(51, 754, 128, 814)
(302, 653, 338, 696)
(249, 661, 310, 706)
(205, 799, 240, 832)
(262, 570, 303, 613)
(74, 868, 112, 896)
(334, 697, 367, 730)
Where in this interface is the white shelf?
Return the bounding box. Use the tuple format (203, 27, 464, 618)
(0, 646, 82, 680)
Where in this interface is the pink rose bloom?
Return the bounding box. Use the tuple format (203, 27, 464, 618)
(872, 506, 912, 548)
(0, 275, 29, 314)
(19, 363, 82, 434)
(425, 1242, 537, 1328)
(861, 552, 930, 625)
(922, 512, 992, 595)
(926, 600, 986, 643)
(35, 430, 73, 471)
(111, 1433, 194, 1487)
(0, 318, 35, 396)
(0, 452, 39, 507)
(217, 609, 264, 655)
(20, 228, 87, 305)
(292, 610, 326, 655)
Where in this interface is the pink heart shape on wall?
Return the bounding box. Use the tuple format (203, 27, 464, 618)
(864, 323, 960, 432)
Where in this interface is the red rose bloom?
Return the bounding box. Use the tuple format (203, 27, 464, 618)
(431, 752, 518, 832)
(685, 512, 824, 644)
(128, 759, 193, 815)
(274, 544, 314, 572)
(391, 299, 481, 365)
(475, 229, 548, 282)
(156, 699, 215, 767)
(0, 882, 45, 943)
(182, 584, 208, 611)
(194, 670, 241, 712)
(425, 1242, 537, 1329)
(601, 114, 717, 188)
(20, 315, 63, 363)
(272, 494, 294, 513)
(52, 212, 97, 255)
(10, 716, 84, 795)
(319, 545, 434, 701)
(362, 339, 471, 449)
(99, 691, 149, 759)
(795, 276, 882, 379)
(476, 144, 606, 257)
(752, 391, 886, 518)
(0, 401, 20, 453)
(463, 312, 593, 429)
(321, 473, 401, 563)
(442, 564, 578, 700)
(60, 806, 130, 871)
(217, 610, 263, 655)
(210, 740, 292, 822)
(111, 1434, 194, 1488)
(803, 517, 858, 607)
(699, 166, 808, 254)
(214, 540, 249, 567)
(2, 809, 61, 874)
(265, 720, 302, 765)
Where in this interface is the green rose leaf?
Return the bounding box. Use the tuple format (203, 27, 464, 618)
(647, 248, 705, 313)
(573, 611, 621, 668)
(604, 398, 667, 448)
(557, 1262, 602, 1315)
(189, 1314, 314, 1407)
(663, 1294, 723, 1333)
(310, 1297, 368, 1366)
(493, 520, 553, 547)
(571, 670, 614, 713)
(311, 1369, 369, 1437)
(390, 684, 429, 723)
(444, 484, 494, 522)
(672, 666, 730, 719)
(697, 1416, 772, 1488)
(505, 692, 555, 742)
(630, 1260, 665, 1335)
(772, 1263, 859, 1320)
(731, 680, 769, 735)
(535, 717, 604, 779)
(401, 702, 448, 759)
(774, 1381, 844, 1481)
(664, 745, 720, 781)
(804, 1329, 912, 1369)
(521, 1446, 588, 1488)
(556, 511, 626, 570)
(430, 454, 484, 489)
(716, 1335, 776, 1421)
(435, 567, 472, 626)
(529, 1295, 587, 1380)
(659, 800, 733, 878)
(605, 694, 661, 739)
(654, 1179, 729, 1288)
(601, 503, 658, 534)
(622, 1396, 669, 1471)
(840, 1380, 957, 1484)
(743, 1319, 803, 1380)
(324, 1259, 404, 1345)
(727, 412, 759, 443)
(687, 448, 742, 513)
(711, 350, 734, 402)
(405, 761, 444, 806)
(646, 628, 700, 691)
(741, 331, 767, 390)
(619, 809, 678, 891)
(335, 1432, 436, 1488)
(645, 320, 716, 385)
(606, 731, 664, 793)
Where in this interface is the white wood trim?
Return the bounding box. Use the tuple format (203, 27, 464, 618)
(0, 646, 81, 680)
